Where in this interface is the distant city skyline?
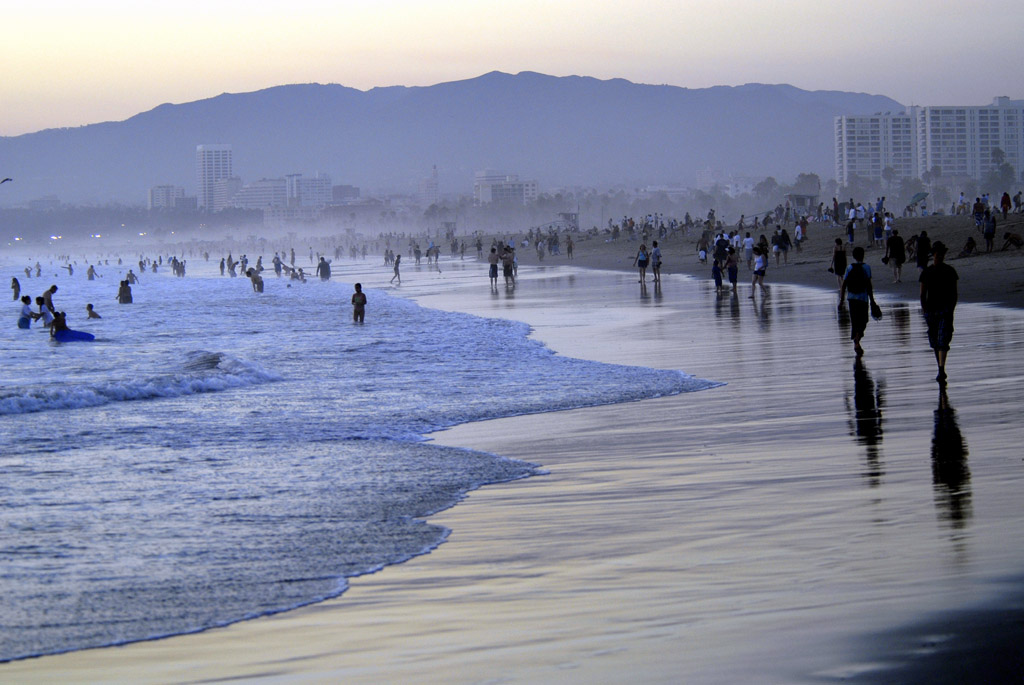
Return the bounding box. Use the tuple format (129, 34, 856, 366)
(2, 0, 1021, 136)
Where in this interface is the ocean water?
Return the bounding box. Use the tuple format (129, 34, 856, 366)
(0, 254, 716, 662)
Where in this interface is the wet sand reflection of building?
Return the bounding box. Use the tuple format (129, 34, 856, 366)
(931, 387, 972, 528)
(846, 362, 885, 487)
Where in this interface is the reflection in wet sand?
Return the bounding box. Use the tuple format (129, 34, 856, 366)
(931, 387, 972, 528)
(847, 362, 886, 487)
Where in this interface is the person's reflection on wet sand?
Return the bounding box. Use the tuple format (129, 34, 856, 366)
(889, 302, 912, 345)
(847, 361, 885, 487)
(932, 386, 972, 529)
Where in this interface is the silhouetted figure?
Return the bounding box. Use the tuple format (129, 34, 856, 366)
(931, 387, 971, 528)
(848, 362, 885, 487)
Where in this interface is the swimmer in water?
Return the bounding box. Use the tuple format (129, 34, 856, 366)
(86, 303, 101, 319)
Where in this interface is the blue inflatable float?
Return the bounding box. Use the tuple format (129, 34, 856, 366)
(53, 329, 95, 342)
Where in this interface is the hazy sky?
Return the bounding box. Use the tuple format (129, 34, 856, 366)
(2, 0, 1020, 136)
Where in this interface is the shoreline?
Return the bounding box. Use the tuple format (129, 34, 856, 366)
(4, 251, 1024, 682)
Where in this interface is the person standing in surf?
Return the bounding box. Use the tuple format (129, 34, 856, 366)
(17, 295, 33, 328)
(390, 254, 401, 285)
(351, 283, 367, 324)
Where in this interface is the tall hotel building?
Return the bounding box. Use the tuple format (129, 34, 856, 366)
(834, 112, 916, 186)
(196, 144, 233, 211)
(835, 97, 1024, 185)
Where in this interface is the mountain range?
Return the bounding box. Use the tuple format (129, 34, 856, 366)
(0, 71, 904, 205)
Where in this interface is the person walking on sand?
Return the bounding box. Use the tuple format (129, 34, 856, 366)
(390, 254, 402, 285)
(982, 209, 997, 252)
(749, 246, 768, 298)
(743, 232, 754, 270)
(651, 241, 663, 283)
(725, 247, 738, 294)
(830, 238, 847, 293)
(916, 230, 932, 270)
(885, 229, 906, 282)
(351, 283, 367, 324)
(634, 243, 650, 283)
(920, 241, 958, 383)
(839, 246, 878, 359)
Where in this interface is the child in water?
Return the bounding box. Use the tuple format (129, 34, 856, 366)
(351, 283, 367, 324)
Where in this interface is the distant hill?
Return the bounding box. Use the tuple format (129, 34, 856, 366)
(0, 71, 903, 205)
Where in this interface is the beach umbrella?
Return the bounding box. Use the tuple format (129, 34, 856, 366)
(909, 191, 929, 206)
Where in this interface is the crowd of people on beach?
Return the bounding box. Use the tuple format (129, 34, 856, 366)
(11, 183, 1023, 374)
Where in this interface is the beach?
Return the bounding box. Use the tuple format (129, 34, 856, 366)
(6, 224, 1024, 683)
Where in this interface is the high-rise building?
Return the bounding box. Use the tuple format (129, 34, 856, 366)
(148, 185, 185, 210)
(916, 97, 1023, 181)
(834, 112, 917, 186)
(419, 165, 440, 207)
(196, 144, 233, 211)
(473, 170, 538, 205)
(835, 97, 1024, 185)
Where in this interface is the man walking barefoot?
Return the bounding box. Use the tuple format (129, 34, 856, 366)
(920, 241, 958, 383)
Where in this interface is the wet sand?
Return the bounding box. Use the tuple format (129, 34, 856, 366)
(6, 260, 1024, 683)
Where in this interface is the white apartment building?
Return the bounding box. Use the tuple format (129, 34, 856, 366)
(211, 177, 242, 213)
(232, 178, 288, 209)
(285, 173, 333, 207)
(196, 144, 233, 211)
(916, 97, 1023, 180)
(473, 169, 539, 205)
(835, 97, 1024, 185)
(834, 112, 916, 186)
(148, 185, 185, 210)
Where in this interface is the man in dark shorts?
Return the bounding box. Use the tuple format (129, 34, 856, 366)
(839, 246, 876, 358)
(487, 247, 499, 287)
(920, 241, 958, 383)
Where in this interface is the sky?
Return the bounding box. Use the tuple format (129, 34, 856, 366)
(1, 0, 1021, 137)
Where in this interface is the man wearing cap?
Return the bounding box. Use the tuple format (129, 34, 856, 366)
(919, 241, 958, 383)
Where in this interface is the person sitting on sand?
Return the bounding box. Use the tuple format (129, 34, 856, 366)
(956, 236, 977, 259)
(1002, 232, 1023, 251)
(86, 303, 101, 319)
